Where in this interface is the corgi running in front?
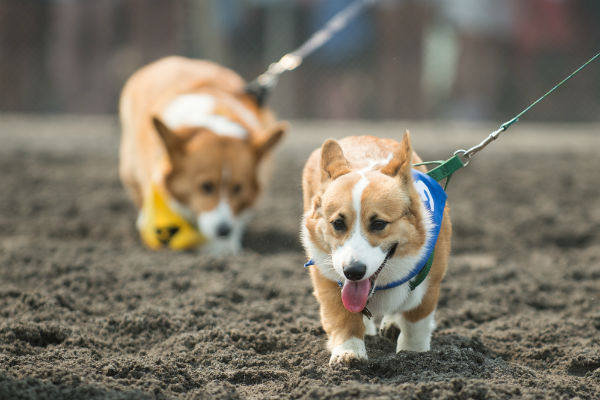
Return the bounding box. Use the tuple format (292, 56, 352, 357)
(301, 133, 451, 365)
(119, 56, 287, 253)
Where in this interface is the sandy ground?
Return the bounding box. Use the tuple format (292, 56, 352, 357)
(0, 115, 599, 399)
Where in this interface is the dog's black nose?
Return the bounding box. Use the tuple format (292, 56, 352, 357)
(343, 261, 366, 281)
(216, 223, 232, 238)
(155, 225, 180, 245)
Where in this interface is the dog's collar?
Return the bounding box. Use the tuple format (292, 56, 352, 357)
(304, 169, 447, 292)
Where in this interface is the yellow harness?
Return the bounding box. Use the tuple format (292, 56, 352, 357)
(139, 185, 206, 250)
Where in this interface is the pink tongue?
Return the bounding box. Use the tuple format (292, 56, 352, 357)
(341, 280, 371, 313)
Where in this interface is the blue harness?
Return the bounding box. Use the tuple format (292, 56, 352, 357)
(304, 169, 447, 291)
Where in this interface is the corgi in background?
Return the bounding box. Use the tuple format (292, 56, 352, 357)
(120, 56, 287, 253)
(301, 133, 451, 365)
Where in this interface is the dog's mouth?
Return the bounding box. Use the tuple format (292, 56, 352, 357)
(340, 243, 398, 313)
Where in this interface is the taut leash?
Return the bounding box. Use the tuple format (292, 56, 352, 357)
(304, 50, 600, 298)
(428, 50, 600, 185)
(246, 0, 377, 106)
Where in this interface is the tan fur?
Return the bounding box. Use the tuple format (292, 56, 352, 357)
(310, 267, 365, 348)
(302, 133, 451, 362)
(119, 56, 286, 230)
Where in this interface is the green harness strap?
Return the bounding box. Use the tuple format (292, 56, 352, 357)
(409, 252, 434, 291)
(426, 155, 465, 184)
(409, 155, 464, 290)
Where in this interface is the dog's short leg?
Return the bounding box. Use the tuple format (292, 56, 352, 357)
(380, 313, 402, 342)
(380, 311, 436, 352)
(396, 311, 435, 352)
(330, 337, 367, 365)
(363, 315, 377, 336)
(309, 267, 367, 366)
(397, 275, 442, 352)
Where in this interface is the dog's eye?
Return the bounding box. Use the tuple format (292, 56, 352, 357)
(331, 218, 347, 232)
(370, 219, 389, 232)
(200, 181, 215, 194)
(232, 183, 243, 195)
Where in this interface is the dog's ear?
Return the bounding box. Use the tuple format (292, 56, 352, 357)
(152, 116, 184, 158)
(321, 139, 350, 182)
(381, 131, 412, 179)
(253, 121, 288, 159)
(305, 195, 323, 234)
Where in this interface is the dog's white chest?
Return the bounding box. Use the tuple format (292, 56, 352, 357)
(366, 281, 427, 316)
(162, 94, 248, 139)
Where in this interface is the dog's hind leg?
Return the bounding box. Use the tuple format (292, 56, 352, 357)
(380, 281, 439, 352)
(389, 212, 450, 352)
(396, 311, 436, 352)
(380, 310, 436, 352)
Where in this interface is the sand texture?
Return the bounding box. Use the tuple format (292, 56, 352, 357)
(1, 116, 599, 399)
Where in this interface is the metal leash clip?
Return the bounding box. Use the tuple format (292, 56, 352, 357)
(245, 0, 376, 106)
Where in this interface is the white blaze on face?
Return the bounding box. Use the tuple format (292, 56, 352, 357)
(331, 173, 386, 280)
(198, 166, 238, 241)
(198, 200, 234, 240)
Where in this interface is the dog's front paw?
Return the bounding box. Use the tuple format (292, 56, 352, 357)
(329, 338, 367, 366)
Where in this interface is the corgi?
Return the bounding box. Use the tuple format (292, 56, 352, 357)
(119, 56, 287, 253)
(301, 133, 451, 365)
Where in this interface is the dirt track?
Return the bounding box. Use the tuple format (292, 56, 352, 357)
(1, 116, 599, 399)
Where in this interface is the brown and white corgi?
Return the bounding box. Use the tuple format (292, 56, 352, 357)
(119, 56, 287, 253)
(301, 133, 451, 365)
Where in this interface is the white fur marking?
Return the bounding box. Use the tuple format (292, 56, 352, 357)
(332, 173, 386, 280)
(330, 337, 367, 365)
(360, 153, 393, 172)
(162, 94, 248, 139)
(301, 223, 339, 282)
(198, 199, 234, 240)
(202, 209, 253, 255)
(363, 316, 377, 336)
(396, 312, 435, 352)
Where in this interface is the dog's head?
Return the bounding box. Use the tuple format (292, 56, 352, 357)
(304, 133, 428, 312)
(152, 116, 285, 243)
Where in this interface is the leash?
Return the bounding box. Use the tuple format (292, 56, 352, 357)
(245, 0, 377, 106)
(400, 51, 600, 290)
(304, 50, 600, 296)
(426, 50, 600, 185)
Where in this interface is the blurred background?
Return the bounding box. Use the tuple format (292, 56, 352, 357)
(1, 0, 599, 121)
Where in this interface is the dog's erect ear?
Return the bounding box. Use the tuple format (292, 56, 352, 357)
(253, 121, 288, 159)
(321, 139, 351, 182)
(381, 131, 412, 179)
(310, 195, 322, 218)
(152, 116, 184, 158)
